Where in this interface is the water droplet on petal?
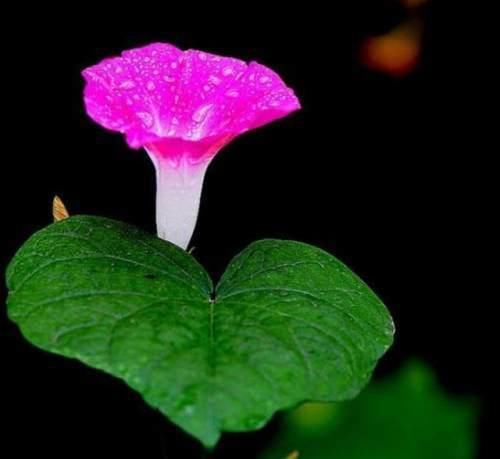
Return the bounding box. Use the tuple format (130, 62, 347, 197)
(146, 81, 156, 91)
(120, 80, 136, 89)
(115, 66, 123, 74)
(171, 62, 178, 69)
(259, 76, 271, 84)
(209, 75, 221, 85)
(203, 85, 211, 92)
(192, 104, 214, 123)
(222, 66, 234, 76)
(137, 111, 153, 127)
(198, 52, 207, 61)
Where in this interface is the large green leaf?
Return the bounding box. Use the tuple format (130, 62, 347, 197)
(261, 362, 478, 459)
(6, 216, 394, 447)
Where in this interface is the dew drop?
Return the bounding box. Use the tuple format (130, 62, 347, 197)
(226, 89, 239, 98)
(120, 80, 136, 89)
(259, 76, 271, 84)
(163, 75, 176, 83)
(146, 81, 156, 91)
(137, 111, 153, 127)
(209, 75, 222, 85)
(198, 52, 207, 61)
(192, 104, 214, 123)
(222, 66, 234, 76)
(171, 62, 178, 69)
(115, 66, 123, 74)
(203, 84, 211, 92)
(244, 415, 264, 429)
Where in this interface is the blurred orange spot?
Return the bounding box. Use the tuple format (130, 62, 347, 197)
(286, 452, 299, 459)
(360, 22, 422, 77)
(402, 0, 429, 9)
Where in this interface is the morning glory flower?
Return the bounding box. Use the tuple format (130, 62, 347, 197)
(83, 43, 300, 249)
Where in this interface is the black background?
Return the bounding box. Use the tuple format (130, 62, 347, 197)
(1, 2, 492, 458)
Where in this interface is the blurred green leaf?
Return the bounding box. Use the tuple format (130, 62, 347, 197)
(261, 362, 478, 459)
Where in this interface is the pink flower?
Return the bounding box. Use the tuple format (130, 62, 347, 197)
(83, 43, 300, 248)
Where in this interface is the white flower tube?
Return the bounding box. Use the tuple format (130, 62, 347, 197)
(147, 151, 211, 249)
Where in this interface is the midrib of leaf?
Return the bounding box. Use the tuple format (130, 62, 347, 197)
(208, 299, 216, 377)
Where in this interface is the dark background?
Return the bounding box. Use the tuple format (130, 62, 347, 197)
(1, 2, 492, 458)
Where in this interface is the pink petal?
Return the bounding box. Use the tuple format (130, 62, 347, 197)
(82, 43, 300, 153)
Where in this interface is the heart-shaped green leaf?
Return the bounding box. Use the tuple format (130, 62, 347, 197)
(6, 216, 394, 447)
